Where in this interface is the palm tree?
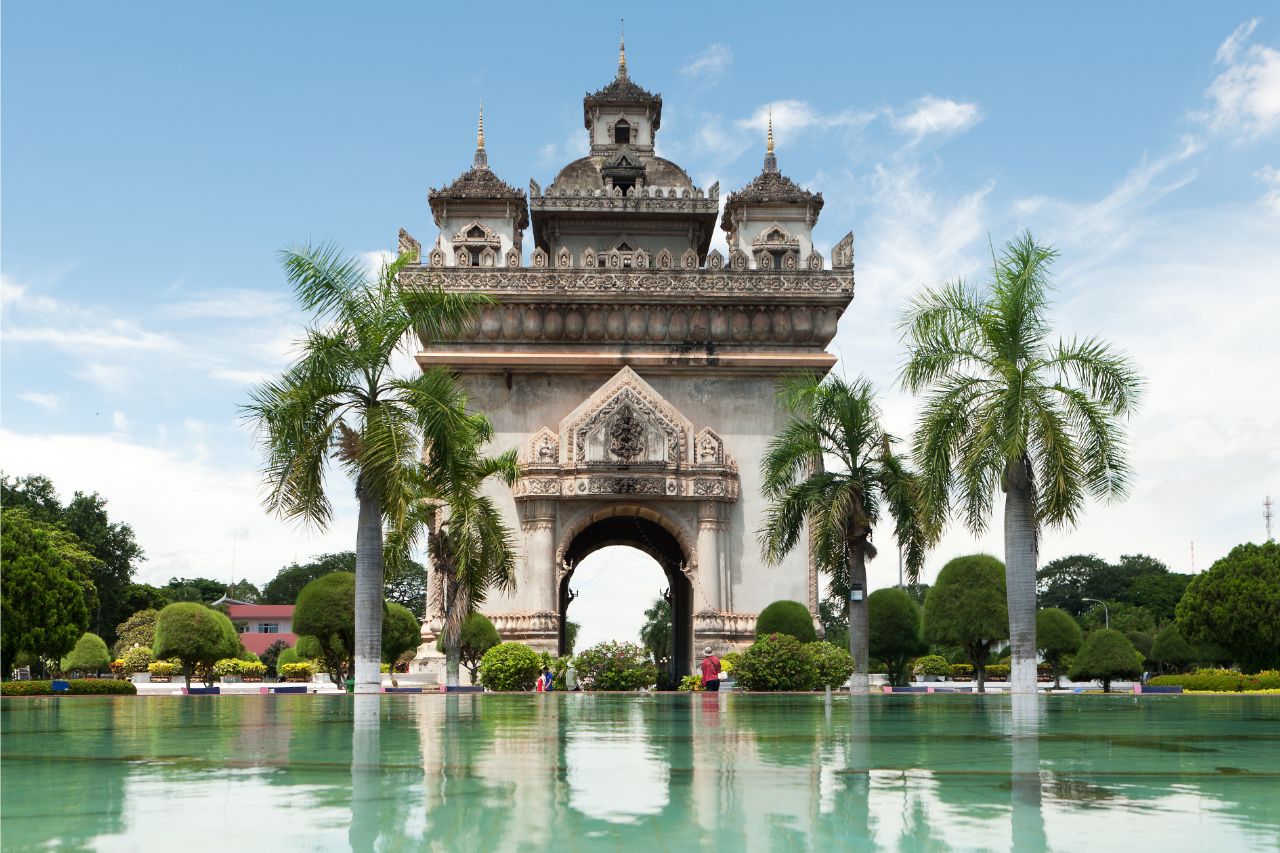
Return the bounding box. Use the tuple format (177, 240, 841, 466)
(392, 436, 519, 688)
(245, 243, 489, 693)
(899, 231, 1142, 694)
(759, 374, 931, 694)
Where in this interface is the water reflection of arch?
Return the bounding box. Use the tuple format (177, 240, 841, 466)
(555, 504, 695, 677)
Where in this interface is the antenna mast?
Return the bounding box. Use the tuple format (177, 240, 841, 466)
(1266, 495, 1275, 542)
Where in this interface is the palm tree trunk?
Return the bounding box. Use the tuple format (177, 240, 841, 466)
(848, 542, 870, 695)
(1003, 457, 1039, 695)
(443, 579, 466, 688)
(353, 486, 385, 694)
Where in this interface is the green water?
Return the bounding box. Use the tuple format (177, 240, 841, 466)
(2, 694, 1278, 851)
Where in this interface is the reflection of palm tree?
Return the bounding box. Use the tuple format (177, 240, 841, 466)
(348, 694, 381, 852)
(1010, 694, 1046, 851)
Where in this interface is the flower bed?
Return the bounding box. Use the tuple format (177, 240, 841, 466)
(3, 679, 138, 696)
(1148, 669, 1280, 692)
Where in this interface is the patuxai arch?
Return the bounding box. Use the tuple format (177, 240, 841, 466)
(409, 42, 853, 680)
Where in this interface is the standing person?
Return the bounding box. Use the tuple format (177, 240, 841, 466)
(539, 666, 555, 692)
(700, 647, 722, 693)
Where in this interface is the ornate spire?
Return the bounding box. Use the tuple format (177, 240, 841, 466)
(473, 101, 488, 169)
(763, 106, 778, 173)
(618, 19, 627, 79)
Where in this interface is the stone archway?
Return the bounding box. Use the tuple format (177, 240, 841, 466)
(557, 509, 694, 678)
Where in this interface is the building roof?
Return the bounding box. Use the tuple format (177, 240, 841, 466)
(240, 632, 298, 655)
(227, 604, 295, 620)
(582, 36, 662, 129)
(721, 149, 824, 232)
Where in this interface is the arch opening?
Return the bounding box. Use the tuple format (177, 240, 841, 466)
(559, 514, 693, 682)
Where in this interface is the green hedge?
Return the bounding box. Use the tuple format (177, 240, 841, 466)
(1148, 669, 1280, 692)
(573, 641, 657, 691)
(985, 664, 1010, 680)
(913, 655, 951, 676)
(477, 642, 542, 691)
(3, 679, 138, 696)
(755, 600, 817, 643)
(735, 634, 818, 691)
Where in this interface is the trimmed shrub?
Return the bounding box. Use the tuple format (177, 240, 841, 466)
(1149, 669, 1280, 692)
(121, 646, 154, 673)
(276, 647, 301, 669)
(61, 633, 111, 674)
(2, 679, 137, 696)
(1069, 629, 1142, 692)
(923, 555, 1008, 692)
(985, 664, 1011, 680)
(950, 663, 974, 679)
(1126, 631, 1154, 663)
(914, 655, 951, 677)
(153, 603, 241, 688)
(293, 573, 356, 686)
(573, 641, 658, 691)
(478, 642, 542, 691)
(806, 642, 855, 688)
(240, 661, 266, 678)
(735, 634, 818, 691)
(436, 612, 501, 681)
(1150, 625, 1194, 673)
(147, 660, 180, 677)
(279, 662, 314, 680)
(868, 588, 927, 687)
(1036, 608, 1083, 688)
(381, 602, 421, 666)
(213, 658, 243, 677)
(755, 600, 817, 643)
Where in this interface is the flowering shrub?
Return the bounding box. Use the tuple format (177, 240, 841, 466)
(477, 642, 542, 691)
(240, 661, 266, 678)
(573, 641, 658, 691)
(121, 646, 154, 673)
(806, 642, 855, 688)
(985, 664, 1011, 680)
(1149, 669, 1280, 692)
(913, 655, 951, 677)
(678, 675, 704, 692)
(213, 658, 244, 677)
(2, 679, 137, 696)
(720, 652, 741, 676)
(148, 660, 180, 677)
(279, 662, 315, 680)
(949, 663, 974, 679)
(109, 660, 127, 678)
(734, 634, 818, 692)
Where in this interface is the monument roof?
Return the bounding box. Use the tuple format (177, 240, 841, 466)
(428, 106, 529, 229)
(582, 33, 662, 130)
(721, 117, 823, 229)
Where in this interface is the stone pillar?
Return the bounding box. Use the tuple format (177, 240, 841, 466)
(696, 502, 724, 613)
(524, 499, 558, 613)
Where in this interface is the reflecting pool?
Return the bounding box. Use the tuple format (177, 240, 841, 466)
(3, 694, 1278, 851)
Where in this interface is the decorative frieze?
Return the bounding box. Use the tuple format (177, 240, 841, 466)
(400, 266, 852, 298)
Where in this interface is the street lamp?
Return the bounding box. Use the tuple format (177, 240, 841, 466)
(1082, 598, 1109, 630)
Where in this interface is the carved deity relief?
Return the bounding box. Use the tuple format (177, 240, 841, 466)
(608, 405, 646, 461)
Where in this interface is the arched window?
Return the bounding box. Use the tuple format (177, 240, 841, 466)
(614, 119, 631, 145)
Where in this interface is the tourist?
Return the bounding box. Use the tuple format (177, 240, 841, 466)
(537, 667, 554, 692)
(565, 662, 578, 691)
(700, 647, 721, 693)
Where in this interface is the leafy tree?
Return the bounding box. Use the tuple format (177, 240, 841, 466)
(867, 587, 927, 686)
(260, 639, 291, 676)
(162, 577, 229, 604)
(1037, 554, 1114, 617)
(1068, 628, 1142, 692)
(120, 583, 169, 616)
(153, 602, 240, 688)
(1080, 600, 1156, 634)
(806, 642, 856, 689)
(1126, 571, 1192, 625)
(62, 632, 111, 674)
(922, 555, 1008, 692)
(564, 620, 581, 656)
(382, 602, 421, 669)
(901, 232, 1142, 693)
(1, 473, 62, 520)
(384, 558, 428, 613)
(1176, 541, 1280, 672)
(477, 642, 542, 691)
(817, 598, 849, 650)
(759, 374, 930, 694)
(437, 612, 499, 681)
(293, 572, 358, 686)
(1034, 608, 1081, 688)
(262, 554, 352, 604)
(1, 508, 96, 676)
(111, 609, 159, 658)
(1125, 631, 1153, 664)
(1149, 624, 1194, 674)
(756, 600, 818, 643)
(246, 243, 489, 693)
(224, 579, 261, 603)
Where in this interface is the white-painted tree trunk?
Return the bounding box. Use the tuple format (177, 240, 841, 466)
(1003, 458, 1039, 695)
(353, 489, 385, 694)
(848, 545, 870, 695)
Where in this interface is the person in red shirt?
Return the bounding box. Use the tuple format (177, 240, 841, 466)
(700, 647, 721, 692)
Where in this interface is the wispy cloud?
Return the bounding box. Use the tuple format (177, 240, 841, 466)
(737, 100, 877, 150)
(891, 96, 983, 139)
(17, 391, 64, 412)
(681, 43, 733, 80)
(1, 273, 63, 313)
(1257, 165, 1280, 213)
(1200, 18, 1280, 138)
(165, 289, 290, 320)
(3, 319, 177, 352)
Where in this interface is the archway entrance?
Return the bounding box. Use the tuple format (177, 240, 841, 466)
(558, 514, 693, 680)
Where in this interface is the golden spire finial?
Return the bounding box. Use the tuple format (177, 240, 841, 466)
(618, 19, 627, 77)
(767, 106, 774, 155)
(477, 101, 485, 150)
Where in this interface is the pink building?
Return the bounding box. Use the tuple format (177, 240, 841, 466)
(226, 604, 297, 656)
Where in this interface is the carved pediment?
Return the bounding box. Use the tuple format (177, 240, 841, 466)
(520, 427, 560, 467)
(560, 367, 692, 467)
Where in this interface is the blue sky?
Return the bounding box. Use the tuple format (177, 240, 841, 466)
(4, 4, 1278, 647)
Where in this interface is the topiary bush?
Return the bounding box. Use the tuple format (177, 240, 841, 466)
(913, 654, 951, 677)
(868, 588, 928, 687)
(279, 662, 314, 681)
(573, 641, 658, 691)
(240, 661, 266, 678)
(949, 663, 974, 680)
(1148, 669, 1280, 692)
(153, 603, 241, 688)
(2, 679, 137, 696)
(985, 664, 1010, 680)
(477, 642, 542, 691)
(755, 600, 817, 643)
(806, 642, 854, 689)
(1149, 625, 1194, 674)
(121, 646, 154, 673)
(276, 647, 301, 669)
(61, 633, 111, 674)
(437, 612, 501, 682)
(147, 660, 180, 677)
(213, 659, 243, 678)
(734, 634, 818, 691)
(1069, 629, 1143, 692)
(1036, 608, 1083, 688)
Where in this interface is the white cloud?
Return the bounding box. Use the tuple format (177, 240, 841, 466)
(360, 249, 396, 277)
(111, 410, 130, 433)
(1257, 165, 1280, 213)
(17, 391, 63, 412)
(1202, 18, 1280, 137)
(0, 273, 64, 314)
(73, 362, 131, 392)
(0, 428, 355, 586)
(165, 289, 290, 320)
(3, 318, 176, 352)
(737, 100, 877, 150)
(891, 96, 982, 139)
(681, 43, 733, 79)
